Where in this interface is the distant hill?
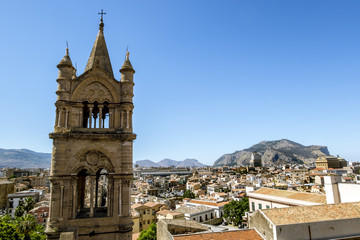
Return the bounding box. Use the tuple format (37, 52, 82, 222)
(0, 148, 51, 168)
(135, 158, 207, 168)
(213, 139, 330, 167)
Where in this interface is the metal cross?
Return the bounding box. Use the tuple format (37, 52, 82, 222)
(98, 9, 106, 21)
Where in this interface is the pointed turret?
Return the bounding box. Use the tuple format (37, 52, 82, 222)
(120, 51, 135, 133)
(85, 18, 114, 78)
(56, 47, 75, 101)
(120, 51, 135, 72)
(58, 48, 73, 68)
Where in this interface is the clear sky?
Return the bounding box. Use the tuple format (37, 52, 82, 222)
(1, 1, 360, 165)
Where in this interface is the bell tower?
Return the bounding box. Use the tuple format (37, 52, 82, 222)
(46, 14, 135, 240)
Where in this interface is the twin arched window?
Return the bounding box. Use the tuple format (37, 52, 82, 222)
(76, 168, 109, 218)
(82, 101, 110, 128)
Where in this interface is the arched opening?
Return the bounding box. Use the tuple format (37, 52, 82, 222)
(82, 101, 89, 128)
(77, 169, 91, 218)
(94, 168, 108, 217)
(102, 102, 110, 128)
(92, 101, 99, 128)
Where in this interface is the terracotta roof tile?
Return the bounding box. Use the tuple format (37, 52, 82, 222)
(262, 201, 360, 225)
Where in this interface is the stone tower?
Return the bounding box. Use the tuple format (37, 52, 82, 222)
(250, 151, 262, 168)
(46, 17, 135, 240)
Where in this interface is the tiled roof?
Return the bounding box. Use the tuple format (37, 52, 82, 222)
(157, 210, 171, 216)
(176, 205, 212, 215)
(252, 187, 326, 204)
(173, 229, 262, 240)
(189, 200, 229, 207)
(262, 202, 360, 225)
(144, 201, 163, 207)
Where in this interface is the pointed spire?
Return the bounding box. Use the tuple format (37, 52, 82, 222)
(120, 51, 134, 72)
(57, 44, 73, 68)
(85, 15, 114, 78)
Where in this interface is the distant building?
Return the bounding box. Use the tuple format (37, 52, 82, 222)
(315, 155, 347, 169)
(131, 202, 164, 233)
(324, 175, 360, 204)
(247, 187, 326, 212)
(7, 190, 40, 218)
(249, 202, 360, 240)
(157, 219, 262, 240)
(0, 179, 15, 211)
(29, 206, 49, 225)
(250, 152, 262, 168)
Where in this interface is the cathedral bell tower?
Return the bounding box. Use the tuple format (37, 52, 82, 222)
(46, 14, 135, 240)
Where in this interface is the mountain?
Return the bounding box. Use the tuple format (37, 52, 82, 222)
(158, 159, 179, 167)
(135, 158, 207, 168)
(0, 148, 51, 168)
(135, 160, 159, 168)
(213, 139, 330, 167)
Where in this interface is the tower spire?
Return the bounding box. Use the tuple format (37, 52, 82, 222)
(98, 9, 106, 30)
(85, 10, 114, 78)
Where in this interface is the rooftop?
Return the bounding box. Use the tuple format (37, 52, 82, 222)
(176, 205, 212, 215)
(173, 229, 262, 240)
(251, 187, 326, 204)
(261, 201, 360, 225)
(189, 199, 229, 207)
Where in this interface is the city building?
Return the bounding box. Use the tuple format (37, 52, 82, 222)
(0, 179, 15, 211)
(45, 14, 135, 240)
(7, 190, 40, 218)
(131, 202, 164, 233)
(315, 155, 347, 169)
(247, 187, 326, 211)
(249, 202, 360, 240)
(250, 151, 262, 168)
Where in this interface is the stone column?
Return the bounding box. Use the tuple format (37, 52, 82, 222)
(89, 176, 96, 217)
(57, 109, 62, 127)
(60, 185, 64, 219)
(99, 107, 103, 128)
(107, 176, 113, 217)
(126, 111, 130, 129)
(118, 181, 122, 216)
(55, 109, 59, 127)
(89, 107, 93, 129)
(72, 178, 77, 218)
(65, 109, 69, 128)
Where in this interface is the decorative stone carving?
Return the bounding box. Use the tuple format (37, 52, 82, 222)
(78, 81, 114, 102)
(86, 152, 100, 165)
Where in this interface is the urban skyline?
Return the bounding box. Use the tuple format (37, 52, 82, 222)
(1, 0, 360, 165)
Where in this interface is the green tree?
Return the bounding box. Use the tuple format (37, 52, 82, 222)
(0, 215, 20, 240)
(223, 198, 249, 226)
(23, 198, 35, 214)
(15, 214, 37, 240)
(0, 197, 46, 240)
(138, 222, 156, 240)
(182, 190, 195, 199)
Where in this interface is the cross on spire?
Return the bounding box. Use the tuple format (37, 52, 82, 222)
(98, 9, 106, 22)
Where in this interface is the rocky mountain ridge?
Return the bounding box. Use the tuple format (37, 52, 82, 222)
(213, 139, 329, 167)
(135, 158, 207, 168)
(0, 148, 51, 168)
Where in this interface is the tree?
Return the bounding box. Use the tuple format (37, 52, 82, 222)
(138, 222, 156, 240)
(223, 197, 249, 226)
(0, 197, 46, 240)
(0, 215, 20, 240)
(15, 214, 37, 240)
(182, 190, 195, 199)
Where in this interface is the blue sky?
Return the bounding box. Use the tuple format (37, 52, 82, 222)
(0, 1, 359, 165)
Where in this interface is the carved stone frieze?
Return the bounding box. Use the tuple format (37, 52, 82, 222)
(78, 81, 114, 103)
